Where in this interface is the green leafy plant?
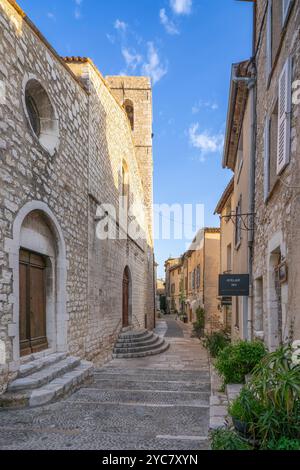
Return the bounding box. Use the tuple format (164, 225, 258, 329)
(247, 344, 300, 444)
(193, 307, 205, 338)
(229, 387, 265, 427)
(203, 330, 230, 357)
(215, 340, 266, 384)
(264, 437, 300, 450)
(210, 428, 253, 450)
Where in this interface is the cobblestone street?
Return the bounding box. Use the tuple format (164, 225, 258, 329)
(0, 317, 210, 450)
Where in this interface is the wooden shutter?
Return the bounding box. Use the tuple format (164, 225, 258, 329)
(266, 0, 272, 81)
(277, 57, 292, 175)
(264, 117, 270, 201)
(282, 0, 292, 26)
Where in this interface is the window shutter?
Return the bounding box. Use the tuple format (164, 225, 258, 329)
(264, 117, 270, 201)
(282, 0, 292, 26)
(266, 0, 272, 81)
(277, 57, 292, 175)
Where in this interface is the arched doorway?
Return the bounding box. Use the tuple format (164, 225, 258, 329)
(8, 201, 67, 363)
(122, 267, 132, 327)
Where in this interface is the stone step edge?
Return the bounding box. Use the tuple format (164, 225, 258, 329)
(114, 338, 165, 354)
(8, 357, 81, 392)
(0, 362, 94, 409)
(112, 342, 170, 359)
(118, 330, 149, 339)
(116, 336, 155, 345)
(115, 335, 160, 349)
(17, 352, 68, 379)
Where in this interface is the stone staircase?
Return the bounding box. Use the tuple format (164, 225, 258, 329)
(0, 352, 94, 409)
(113, 329, 169, 359)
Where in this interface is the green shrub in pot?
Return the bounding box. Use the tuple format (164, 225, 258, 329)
(215, 340, 266, 385)
(203, 330, 230, 357)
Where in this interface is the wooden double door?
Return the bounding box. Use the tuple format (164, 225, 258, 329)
(19, 249, 48, 357)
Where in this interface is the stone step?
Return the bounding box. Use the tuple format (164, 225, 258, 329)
(69, 388, 210, 407)
(17, 352, 68, 379)
(114, 337, 164, 354)
(96, 368, 210, 382)
(113, 341, 170, 359)
(86, 378, 211, 393)
(0, 361, 94, 409)
(118, 329, 149, 340)
(115, 334, 159, 349)
(116, 331, 154, 344)
(7, 356, 81, 392)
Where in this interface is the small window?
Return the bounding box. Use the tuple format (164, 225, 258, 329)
(192, 270, 195, 290)
(124, 99, 134, 131)
(23, 77, 59, 156)
(269, 99, 279, 190)
(196, 265, 201, 288)
(266, 0, 285, 79)
(227, 244, 232, 272)
(25, 92, 41, 137)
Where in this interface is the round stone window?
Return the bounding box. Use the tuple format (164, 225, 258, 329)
(23, 77, 59, 156)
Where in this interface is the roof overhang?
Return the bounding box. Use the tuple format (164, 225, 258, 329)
(214, 177, 234, 215)
(222, 60, 251, 171)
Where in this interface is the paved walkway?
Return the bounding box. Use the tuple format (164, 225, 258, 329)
(0, 317, 210, 450)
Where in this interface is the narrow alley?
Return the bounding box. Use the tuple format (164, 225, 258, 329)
(0, 317, 210, 450)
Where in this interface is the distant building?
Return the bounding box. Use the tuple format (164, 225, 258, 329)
(164, 228, 221, 330)
(214, 178, 234, 332)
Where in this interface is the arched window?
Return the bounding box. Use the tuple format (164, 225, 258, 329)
(124, 99, 134, 131)
(121, 161, 129, 200)
(22, 77, 59, 156)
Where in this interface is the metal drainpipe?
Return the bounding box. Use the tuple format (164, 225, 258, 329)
(247, 62, 257, 341)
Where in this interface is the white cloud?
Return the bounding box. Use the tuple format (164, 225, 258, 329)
(106, 33, 115, 44)
(74, 8, 81, 19)
(73, 0, 83, 19)
(159, 8, 179, 35)
(122, 48, 142, 71)
(47, 12, 56, 21)
(189, 123, 224, 155)
(114, 19, 128, 32)
(170, 0, 192, 15)
(142, 42, 168, 85)
(192, 100, 219, 114)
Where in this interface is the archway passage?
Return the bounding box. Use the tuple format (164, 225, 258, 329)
(19, 249, 48, 356)
(122, 267, 130, 328)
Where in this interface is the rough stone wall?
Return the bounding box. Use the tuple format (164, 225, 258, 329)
(253, 1, 300, 346)
(0, 0, 155, 390)
(0, 0, 89, 384)
(105, 75, 155, 329)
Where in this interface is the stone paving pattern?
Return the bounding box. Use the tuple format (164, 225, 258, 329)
(0, 317, 210, 450)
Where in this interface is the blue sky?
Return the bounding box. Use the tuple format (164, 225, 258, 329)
(18, 0, 253, 278)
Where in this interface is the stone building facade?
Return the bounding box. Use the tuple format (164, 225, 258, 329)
(220, 59, 255, 342)
(215, 0, 300, 349)
(214, 178, 234, 332)
(253, 0, 300, 348)
(0, 0, 154, 393)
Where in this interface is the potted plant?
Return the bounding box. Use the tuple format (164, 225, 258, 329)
(228, 387, 264, 439)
